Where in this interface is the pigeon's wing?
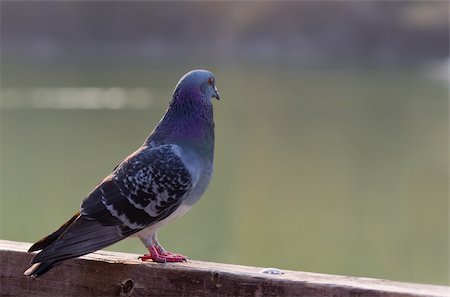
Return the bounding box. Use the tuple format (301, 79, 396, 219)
(82, 143, 194, 230)
(30, 144, 194, 265)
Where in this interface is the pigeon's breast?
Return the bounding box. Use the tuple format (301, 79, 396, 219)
(171, 145, 213, 206)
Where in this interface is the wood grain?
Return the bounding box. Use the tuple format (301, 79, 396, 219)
(0, 240, 448, 297)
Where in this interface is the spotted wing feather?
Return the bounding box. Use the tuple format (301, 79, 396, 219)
(82, 144, 193, 229)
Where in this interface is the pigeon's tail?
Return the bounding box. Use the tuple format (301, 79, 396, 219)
(25, 215, 130, 278)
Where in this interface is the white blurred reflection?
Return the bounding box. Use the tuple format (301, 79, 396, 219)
(1, 87, 153, 109)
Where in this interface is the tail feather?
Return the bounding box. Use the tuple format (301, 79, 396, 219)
(28, 212, 80, 252)
(31, 216, 128, 264)
(24, 261, 58, 278)
(25, 215, 134, 277)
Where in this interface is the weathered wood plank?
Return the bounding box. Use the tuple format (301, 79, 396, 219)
(0, 240, 448, 297)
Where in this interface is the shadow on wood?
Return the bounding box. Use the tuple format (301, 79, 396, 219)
(0, 240, 448, 297)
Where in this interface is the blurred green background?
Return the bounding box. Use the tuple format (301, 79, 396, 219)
(1, 1, 448, 285)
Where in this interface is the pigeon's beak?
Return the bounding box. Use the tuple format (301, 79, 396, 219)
(213, 86, 221, 100)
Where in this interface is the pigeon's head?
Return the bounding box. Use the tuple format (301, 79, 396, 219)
(175, 70, 220, 102)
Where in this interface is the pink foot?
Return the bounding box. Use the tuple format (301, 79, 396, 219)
(139, 246, 188, 263)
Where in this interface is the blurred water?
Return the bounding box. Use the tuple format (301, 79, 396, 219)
(0, 64, 448, 285)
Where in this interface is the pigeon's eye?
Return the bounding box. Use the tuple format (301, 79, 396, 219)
(208, 78, 213, 85)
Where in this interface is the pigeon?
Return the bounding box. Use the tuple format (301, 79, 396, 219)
(24, 69, 220, 278)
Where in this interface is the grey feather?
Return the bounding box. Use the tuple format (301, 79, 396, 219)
(81, 144, 193, 229)
(31, 216, 132, 264)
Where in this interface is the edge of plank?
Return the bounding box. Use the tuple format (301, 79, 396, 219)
(1, 239, 448, 297)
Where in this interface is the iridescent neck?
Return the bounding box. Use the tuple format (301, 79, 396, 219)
(145, 89, 215, 153)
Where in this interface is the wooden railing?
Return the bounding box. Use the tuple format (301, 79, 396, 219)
(0, 240, 448, 297)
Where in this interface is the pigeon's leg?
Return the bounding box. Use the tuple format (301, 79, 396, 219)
(139, 233, 188, 263)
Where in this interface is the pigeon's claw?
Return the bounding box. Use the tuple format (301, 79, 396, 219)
(139, 246, 188, 263)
